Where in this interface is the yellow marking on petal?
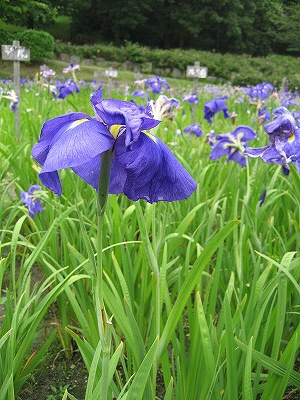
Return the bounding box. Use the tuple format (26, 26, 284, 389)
(288, 135, 295, 142)
(143, 131, 157, 143)
(66, 118, 89, 131)
(110, 124, 123, 138)
(32, 163, 41, 174)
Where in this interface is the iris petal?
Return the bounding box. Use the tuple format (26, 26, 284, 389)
(39, 171, 62, 195)
(210, 140, 230, 160)
(227, 150, 246, 167)
(41, 118, 113, 173)
(245, 146, 269, 158)
(113, 132, 197, 203)
(72, 156, 101, 189)
(232, 126, 256, 141)
(32, 112, 91, 165)
(91, 89, 160, 147)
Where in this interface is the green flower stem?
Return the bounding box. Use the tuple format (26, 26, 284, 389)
(95, 149, 113, 399)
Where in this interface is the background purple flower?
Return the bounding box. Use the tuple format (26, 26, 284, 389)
(246, 107, 299, 174)
(131, 90, 145, 98)
(247, 82, 274, 100)
(20, 185, 44, 218)
(258, 106, 271, 124)
(204, 96, 230, 124)
(145, 76, 170, 94)
(184, 123, 203, 137)
(183, 92, 199, 104)
(210, 125, 256, 167)
(56, 80, 80, 99)
(63, 62, 80, 74)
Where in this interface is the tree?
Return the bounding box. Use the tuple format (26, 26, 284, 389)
(277, 2, 300, 53)
(0, 0, 57, 29)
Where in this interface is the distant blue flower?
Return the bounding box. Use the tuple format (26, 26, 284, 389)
(210, 126, 256, 167)
(204, 96, 230, 124)
(32, 89, 197, 203)
(3, 90, 19, 112)
(184, 123, 203, 137)
(40, 69, 56, 80)
(247, 82, 274, 100)
(131, 90, 145, 98)
(20, 185, 44, 218)
(183, 92, 199, 104)
(56, 80, 80, 99)
(258, 106, 271, 124)
(292, 111, 300, 126)
(63, 62, 80, 74)
(206, 130, 216, 146)
(245, 107, 300, 174)
(145, 76, 170, 94)
(281, 97, 296, 107)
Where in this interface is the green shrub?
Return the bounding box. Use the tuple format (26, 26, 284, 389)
(53, 41, 300, 89)
(16, 30, 54, 62)
(0, 27, 54, 62)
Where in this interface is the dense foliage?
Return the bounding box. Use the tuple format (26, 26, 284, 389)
(1, 0, 299, 56)
(0, 75, 299, 399)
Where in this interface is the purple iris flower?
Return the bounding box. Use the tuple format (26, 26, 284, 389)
(131, 90, 145, 98)
(3, 90, 19, 112)
(258, 106, 271, 124)
(40, 69, 56, 80)
(20, 185, 44, 218)
(245, 107, 300, 175)
(149, 95, 180, 120)
(56, 80, 80, 99)
(63, 63, 80, 74)
(206, 130, 216, 146)
(184, 123, 203, 137)
(210, 125, 256, 167)
(281, 98, 296, 107)
(145, 76, 170, 94)
(247, 82, 274, 100)
(32, 89, 197, 203)
(204, 96, 230, 124)
(183, 92, 199, 104)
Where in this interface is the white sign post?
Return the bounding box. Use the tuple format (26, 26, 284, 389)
(186, 62, 208, 123)
(1, 40, 30, 141)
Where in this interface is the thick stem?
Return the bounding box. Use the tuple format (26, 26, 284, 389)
(96, 149, 113, 328)
(94, 149, 113, 399)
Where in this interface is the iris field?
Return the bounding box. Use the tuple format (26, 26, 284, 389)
(0, 70, 300, 400)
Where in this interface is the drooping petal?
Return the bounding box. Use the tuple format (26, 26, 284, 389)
(72, 155, 101, 190)
(227, 149, 246, 167)
(109, 156, 127, 194)
(39, 171, 62, 195)
(210, 140, 230, 160)
(112, 132, 197, 203)
(40, 118, 113, 173)
(260, 146, 282, 164)
(231, 126, 256, 142)
(245, 146, 269, 158)
(265, 107, 296, 136)
(282, 128, 300, 158)
(28, 199, 43, 218)
(32, 112, 93, 165)
(28, 185, 42, 194)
